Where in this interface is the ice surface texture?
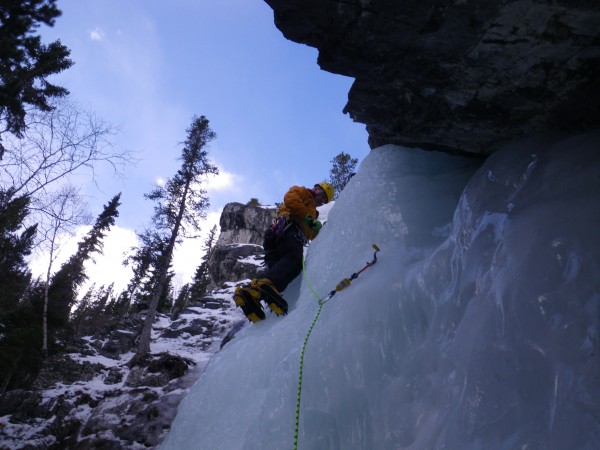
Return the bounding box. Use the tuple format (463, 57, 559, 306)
(162, 131, 600, 450)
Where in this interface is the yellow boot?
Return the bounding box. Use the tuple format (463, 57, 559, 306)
(253, 278, 288, 316)
(233, 284, 265, 323)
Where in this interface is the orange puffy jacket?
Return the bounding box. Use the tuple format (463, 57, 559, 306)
(277, 185, 319, 241)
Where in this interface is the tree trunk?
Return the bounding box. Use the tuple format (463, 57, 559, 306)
(42, 245, 56, 359)
(128, 182, 190, 367)
(42, 279, 49, 358)
(0, 353, 22, 394)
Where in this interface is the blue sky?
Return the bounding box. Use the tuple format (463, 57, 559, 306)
(35, 0, 369, 288)
(44, 0, 369, 224)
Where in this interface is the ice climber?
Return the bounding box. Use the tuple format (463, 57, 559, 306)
(233, 182, 335, 322)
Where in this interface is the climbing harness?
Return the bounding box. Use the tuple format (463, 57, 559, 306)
(270, 215, 308, 246)
(271, 215, 292, 238)
(293, 244, 380, 450)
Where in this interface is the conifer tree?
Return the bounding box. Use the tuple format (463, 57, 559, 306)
(328, 152, 358, 200)
(128, 115, 218, 366)
(135, 264, 175, 313)
(44, 193, 121, 353)
(171, 283, 190, 320)
(0, 189, 37, 310)
(70, 284, 95, 336)
(106, 281, 141, 320)
(0, 189, 38, 392)
(0, 0, 73, 155)
(94, 282, 114, 313)
(121, 229, 161, 317)
(71, 283, 115, 336)
(189, 224, 218, 302)
(122, 228, 174, 319)
(106, 290, 129, 319)
(0, 289, 44, 392)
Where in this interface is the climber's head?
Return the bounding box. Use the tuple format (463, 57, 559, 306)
(314, 182, 334, 205)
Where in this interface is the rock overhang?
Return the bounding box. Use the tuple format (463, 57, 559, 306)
(264, 0, 600, 156)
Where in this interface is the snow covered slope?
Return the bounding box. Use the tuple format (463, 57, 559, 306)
(162, 131, 600, 449)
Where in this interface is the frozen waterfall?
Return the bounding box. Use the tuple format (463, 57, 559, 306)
(162, 131, 600, 449)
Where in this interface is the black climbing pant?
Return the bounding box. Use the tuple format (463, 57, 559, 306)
(261, 223, 304, 292)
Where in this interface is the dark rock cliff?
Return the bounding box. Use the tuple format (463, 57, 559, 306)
(264, 0, 600, 155)
(206, 202, 276, 290)
(217, 202, 275, 246)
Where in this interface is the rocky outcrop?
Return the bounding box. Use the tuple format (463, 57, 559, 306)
(217, 202, 276, 246)
(206, 202, 276, 289)
(206, 244, 265, 289)
(264, 0, 600, 155)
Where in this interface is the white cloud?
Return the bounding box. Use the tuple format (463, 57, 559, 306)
(85, 226, 139, 293)
(203, 167, 242, 192)
(171, 210, 222, 284)
(29, 213, 226, 302)
(29, 225, 139, 298)
(29, 229, 84, 280)
(89, 27, 105, 42)
(151, 170, 237, 195)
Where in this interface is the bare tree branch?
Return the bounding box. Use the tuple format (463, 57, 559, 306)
(0, 98, 135, 250)
(0, 99, 133, 200)
(39, 184, 89, 357)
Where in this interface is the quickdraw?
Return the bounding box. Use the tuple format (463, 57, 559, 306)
(326, 244, 380, 301)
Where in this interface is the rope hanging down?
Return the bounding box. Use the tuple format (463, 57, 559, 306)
(294, 244, 380, 450)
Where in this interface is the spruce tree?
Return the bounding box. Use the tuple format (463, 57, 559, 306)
(328, 152, 358, 200)
(106, 290, 129, 319)
(70, 284, 95, 336)
(0, 0, 73, 154)
(0, 189, 37, 311)
(122, 228, 167, 316)
(171, 283, 190, 320)
(0, 292, 44, 392)
(190, 225, 218, 302)
(0, 189, 38, 392)
(128, 115, 218, 366)
(135, 264, 175, 314)
(45, 193, 121, 351)
(71, 283, 115, 336)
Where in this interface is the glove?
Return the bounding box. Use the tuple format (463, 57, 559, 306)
(304, 215, 323, 232)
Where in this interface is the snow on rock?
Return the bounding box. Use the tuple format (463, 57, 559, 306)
(0, 285, 248, 450)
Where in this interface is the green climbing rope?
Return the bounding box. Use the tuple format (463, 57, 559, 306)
(293, 257, 325, 450)
(301, 253, 323, 302)
(293, 245, 380, 450)
(293, 299, 324, 449)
